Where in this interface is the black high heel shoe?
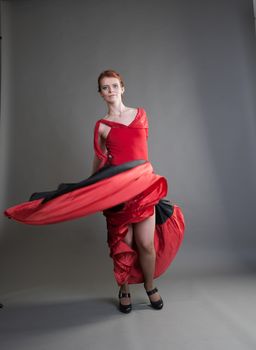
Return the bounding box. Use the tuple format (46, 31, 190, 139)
(145, 287, 164, 310)
(118, 289, 132, 314)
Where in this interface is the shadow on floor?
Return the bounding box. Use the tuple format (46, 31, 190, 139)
(0, 297, 153, 334)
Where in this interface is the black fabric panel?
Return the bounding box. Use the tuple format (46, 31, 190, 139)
(155, 199, 174, 224)
(29, 159, 147, 203)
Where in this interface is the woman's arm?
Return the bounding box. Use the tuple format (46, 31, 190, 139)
(91, 126, 107, 175)
(91, 153, 102, 175)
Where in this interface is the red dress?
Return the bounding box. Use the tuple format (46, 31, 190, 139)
(3, 107, 185, 285)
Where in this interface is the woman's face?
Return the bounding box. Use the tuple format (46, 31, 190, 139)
(99, 77, 124, 103)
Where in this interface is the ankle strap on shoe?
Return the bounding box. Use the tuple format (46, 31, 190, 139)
(119, 291, 131, 298)
(146, 287, 158, 296)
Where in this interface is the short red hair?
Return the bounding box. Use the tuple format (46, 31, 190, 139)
(97, 69, 125, 92)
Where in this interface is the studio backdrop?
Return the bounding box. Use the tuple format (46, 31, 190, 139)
(0, 0, 256, 293)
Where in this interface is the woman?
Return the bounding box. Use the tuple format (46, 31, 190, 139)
(4, 69, 185, 314)
(96, 70, 164, 312)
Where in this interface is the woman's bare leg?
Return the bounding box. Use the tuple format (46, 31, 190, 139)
(133, 208, 161, 302)
(119, 224, 133, 305)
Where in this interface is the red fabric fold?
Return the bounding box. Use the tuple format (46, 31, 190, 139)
(4, 162, 166, 225)
(103, 186, 185, 285)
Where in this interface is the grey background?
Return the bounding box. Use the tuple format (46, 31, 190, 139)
(1, 1, 256, 349)
(0, 0, 256, 299)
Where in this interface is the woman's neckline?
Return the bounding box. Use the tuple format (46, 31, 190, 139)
(101, 107, 140, 127)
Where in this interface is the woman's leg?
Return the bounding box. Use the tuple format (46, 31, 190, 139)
(133, 208, 161, 302)
(119, 224, 133, 305)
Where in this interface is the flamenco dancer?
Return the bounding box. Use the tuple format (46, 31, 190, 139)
(4, 69, 185, 313)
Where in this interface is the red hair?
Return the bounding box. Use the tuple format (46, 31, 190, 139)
(97, 69, 125, 92)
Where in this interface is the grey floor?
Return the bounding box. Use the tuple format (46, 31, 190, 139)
(0, 271, 256, 350)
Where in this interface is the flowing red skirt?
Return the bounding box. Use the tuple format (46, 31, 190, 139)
(4, 160, 185, 285)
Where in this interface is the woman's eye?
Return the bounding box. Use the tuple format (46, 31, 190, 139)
(113, 84, 118, 88)
(102, 86, 108, 90)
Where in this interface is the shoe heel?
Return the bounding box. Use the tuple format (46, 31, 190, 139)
(145, 287, 164, 310)
(118, 289, 132, 314)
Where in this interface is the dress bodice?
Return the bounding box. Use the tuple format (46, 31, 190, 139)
(94, 107, 149, 168)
